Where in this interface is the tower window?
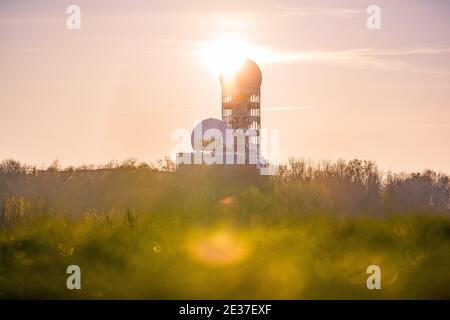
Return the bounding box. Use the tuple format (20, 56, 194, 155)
(249, 94, 260, 103)
(223, 109, 232, 117)
(250, 109, 260, 117)
(223, 95, 232, 103)
(250, 121, 259, 130)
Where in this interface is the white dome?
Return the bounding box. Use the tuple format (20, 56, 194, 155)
(191, 118, 231, 151)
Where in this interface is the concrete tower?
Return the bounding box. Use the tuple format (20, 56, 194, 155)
(220, 59, 262, 160)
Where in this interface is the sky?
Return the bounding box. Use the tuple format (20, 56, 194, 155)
(0, 0, 450, 173)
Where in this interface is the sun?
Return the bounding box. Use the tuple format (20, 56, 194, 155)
(199, 38, 248, 78)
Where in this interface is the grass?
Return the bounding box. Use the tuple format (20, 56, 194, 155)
(1, 209, 450, 299)
(0, 161, 449, 299)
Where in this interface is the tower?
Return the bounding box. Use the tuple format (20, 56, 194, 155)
(176, 58, 265, 169)
(220, 59, 262, 159)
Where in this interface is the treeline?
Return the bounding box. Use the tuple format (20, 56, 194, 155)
(0, 158, 449, 227)
(276, 159, 450, 214)
(0, 157, 176, 174)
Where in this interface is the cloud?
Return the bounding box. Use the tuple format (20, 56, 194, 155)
(250, 47, 450, 74)
(276, 6, 364, 19)
(115, 106, 321, 114)
(191, 36, 450, 77)
(262, 106, 321, 111)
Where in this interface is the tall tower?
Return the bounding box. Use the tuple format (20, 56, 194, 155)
(220, 59, 262, 160)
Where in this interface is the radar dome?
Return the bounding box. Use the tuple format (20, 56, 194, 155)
(191, 118, 231, 151)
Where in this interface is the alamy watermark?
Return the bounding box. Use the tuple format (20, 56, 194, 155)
(66, 265, 81, 290)
(367, 5, 381, 30)
(171, 126, 280, 175)
(66, 5, 81, 30)
(366, 265, 381, 290)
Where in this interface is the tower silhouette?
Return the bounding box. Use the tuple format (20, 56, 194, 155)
(220, 59, 262, 158)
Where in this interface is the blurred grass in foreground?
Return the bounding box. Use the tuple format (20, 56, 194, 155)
(0, 159, 449, 299)
(1, 212, 450, 299)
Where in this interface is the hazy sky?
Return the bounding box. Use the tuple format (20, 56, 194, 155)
(1, 0, 450, 172)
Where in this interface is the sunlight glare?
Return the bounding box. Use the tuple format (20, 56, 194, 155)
(199, 39, 250, 78)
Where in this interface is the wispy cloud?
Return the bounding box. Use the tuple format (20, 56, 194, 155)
(115, 106, 320, 114)
(194, 35, 450, 74)
(246, 47, 450, 74)
(262, 106, 321, 111)
(276, 6, 364, 19)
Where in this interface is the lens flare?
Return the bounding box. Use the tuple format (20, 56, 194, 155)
(189, 230, 250, 266)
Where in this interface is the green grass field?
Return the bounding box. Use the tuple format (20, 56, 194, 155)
(0, 159, 449, 299)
